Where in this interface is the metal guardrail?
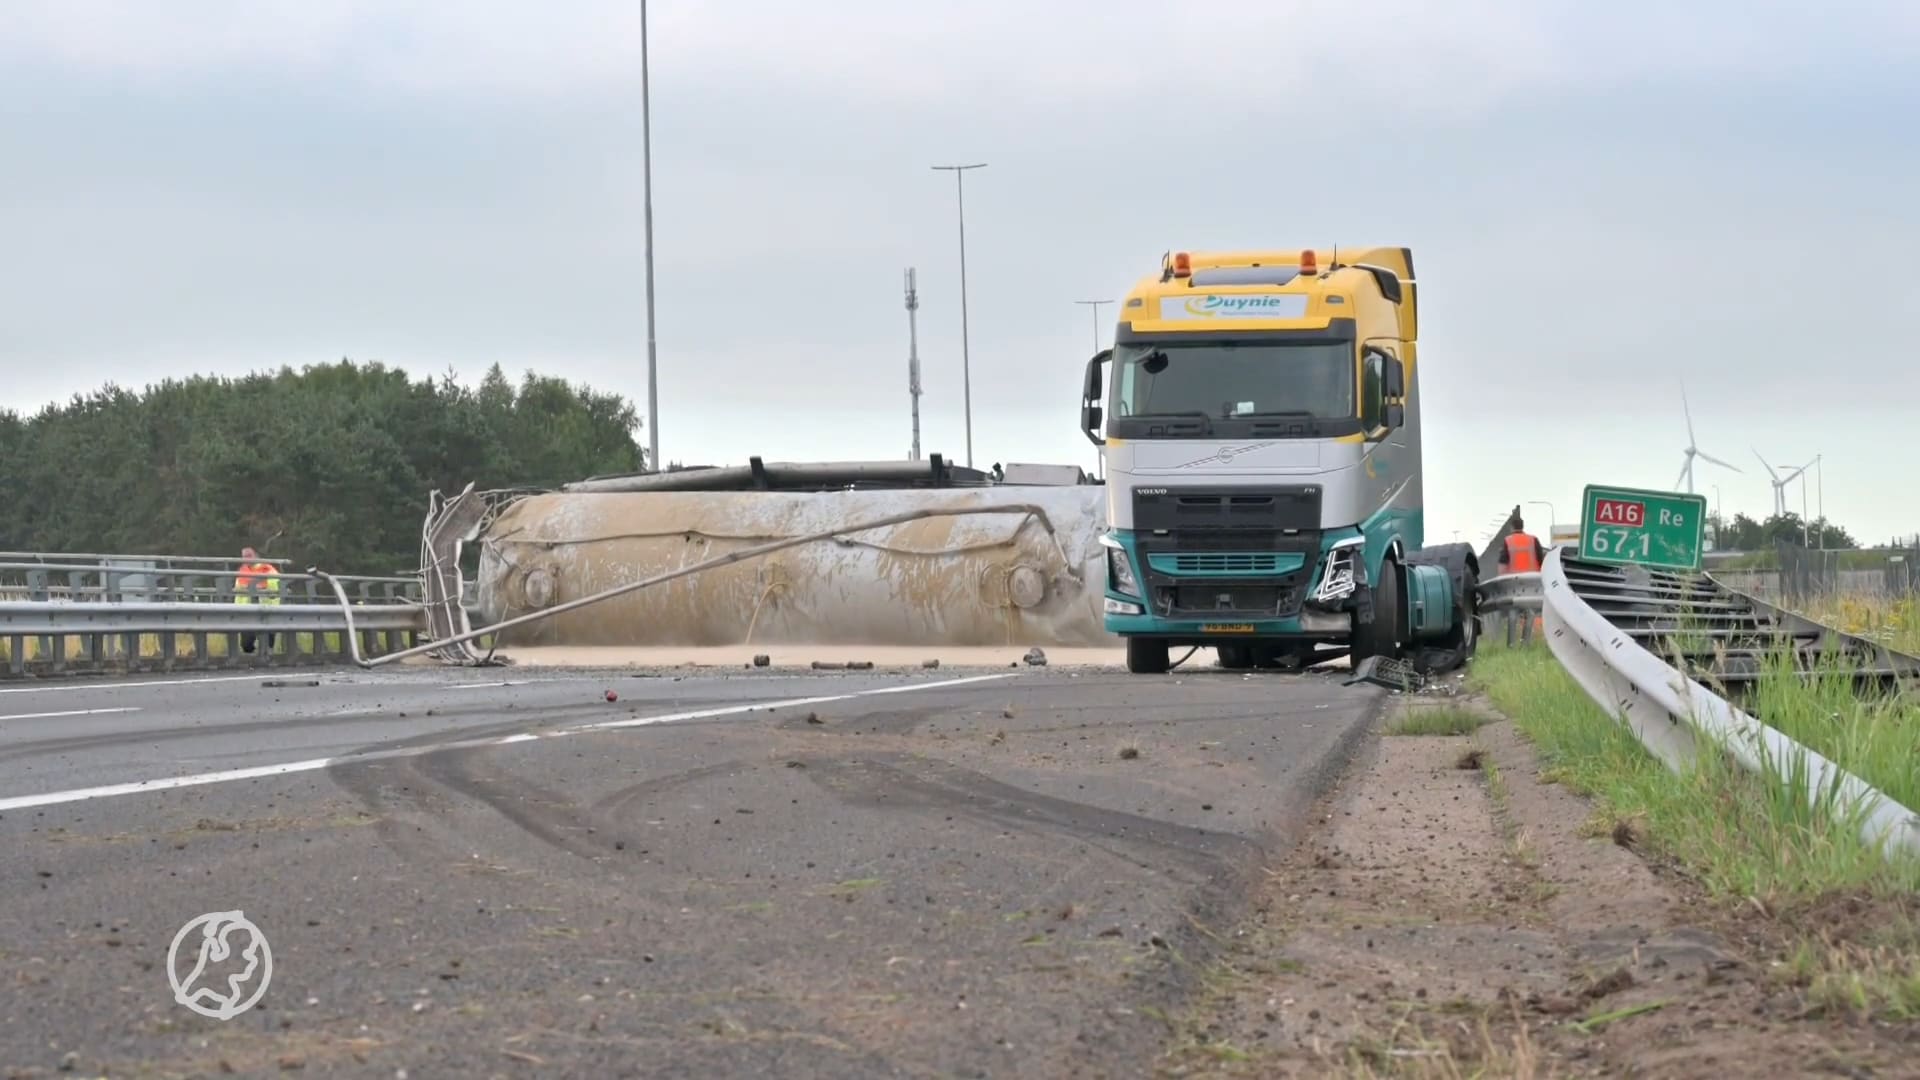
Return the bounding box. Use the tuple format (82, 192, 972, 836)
(1539, 546, 1920, 862)
(0, 560, 419, 606)
(1, 600, 428, 678)
(0, 550, 291, 568)
(1476, 571, 1542, 646)
(0, 550, 431, 679)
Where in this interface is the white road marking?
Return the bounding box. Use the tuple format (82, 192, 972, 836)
(0, 674, 304, 696)
(0, 706, 143, 723)
(0, 674, 1015, 812)
(0, 672, 558, 698)
(580, 673, 1014, 732)
(0, 757, 338, 810)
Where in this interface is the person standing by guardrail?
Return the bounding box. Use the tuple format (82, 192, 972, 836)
(1499, 517, 1547, 575)
(235, 546, 281, 654)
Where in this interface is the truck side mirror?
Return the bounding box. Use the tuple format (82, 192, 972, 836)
(1385, 403, 1405, 428)
(1384, 357, 1405, 399)
(1081, 349, 1112, 447)
(1084, 349, 1111, 400)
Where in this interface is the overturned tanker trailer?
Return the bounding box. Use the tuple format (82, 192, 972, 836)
(467, 457, 1114, 649)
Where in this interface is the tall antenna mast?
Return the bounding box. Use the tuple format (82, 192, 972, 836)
(905, 267, 923, 462)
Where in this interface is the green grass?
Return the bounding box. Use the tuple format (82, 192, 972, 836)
(1385, 706, 1489, 737)
(1471, 642, 1920, 900)
(1795, 593, 1920, 656)
(1471, 641, 1920, 1018)
(1741, 647, 1920, 815)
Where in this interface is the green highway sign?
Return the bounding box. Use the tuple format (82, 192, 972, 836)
(1577, 484, 1708, 572)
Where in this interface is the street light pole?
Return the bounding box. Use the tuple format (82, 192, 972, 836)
(1074, 299, 1112, 353)
(1815, 454, 1824, 549)
(1527, 500, 1556, 535)
(641, 0, 661, 473)
(932, 163, 986, 468)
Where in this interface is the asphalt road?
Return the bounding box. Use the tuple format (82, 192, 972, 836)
(0, 662, 1384, 1079)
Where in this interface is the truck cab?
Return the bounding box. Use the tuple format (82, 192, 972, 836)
(1081, 247, 1479, 675)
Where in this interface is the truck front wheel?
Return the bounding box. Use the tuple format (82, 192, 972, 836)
(1126, 637, 1171, 674)
(1353, 558, 1404, 661)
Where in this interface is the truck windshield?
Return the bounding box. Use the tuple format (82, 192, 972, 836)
(1110, 340, 1354, 422)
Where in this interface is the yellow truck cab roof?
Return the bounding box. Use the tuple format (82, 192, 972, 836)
(1119, 246, 1416, 342)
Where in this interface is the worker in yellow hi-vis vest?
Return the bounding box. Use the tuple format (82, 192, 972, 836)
(235, 546, 281, 655)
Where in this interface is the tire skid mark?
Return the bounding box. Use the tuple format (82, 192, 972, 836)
(590, 759, 761, 819)
(322, 718, 545, 854)
(796, 753, 1258, 880)
(771, 703, 950, 738)
(411, 743, 615, 862)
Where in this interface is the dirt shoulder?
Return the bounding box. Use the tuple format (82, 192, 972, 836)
(1159, 693, 1915, 1078)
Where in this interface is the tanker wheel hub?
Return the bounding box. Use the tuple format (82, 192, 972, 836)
(1008, 565, 1047, 609)
(524, 567, 556, 608)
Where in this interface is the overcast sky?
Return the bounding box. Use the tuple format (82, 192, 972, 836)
(3, 1, 1917, 546)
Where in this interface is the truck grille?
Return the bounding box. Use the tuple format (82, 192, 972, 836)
(1150, 552, 1295, 575)
(1130, 485, 1325, 620)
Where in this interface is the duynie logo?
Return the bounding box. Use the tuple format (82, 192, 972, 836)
(1182, 295, 1294, 317)
(169, 910, 273, 1020)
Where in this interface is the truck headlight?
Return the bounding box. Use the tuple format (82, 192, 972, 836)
(1098, 533, 1140, 597)
(1311, 539, 1364, 603)
(1108, 548, 1140, 596)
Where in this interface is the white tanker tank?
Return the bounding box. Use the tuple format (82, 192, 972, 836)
(471, 459, 1113, 649)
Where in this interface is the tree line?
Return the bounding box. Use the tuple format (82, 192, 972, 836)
(0, 361, 644, 575)
(1707, 511, 1858, 551)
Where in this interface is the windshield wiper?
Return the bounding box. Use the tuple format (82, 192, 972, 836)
(1239, 410, 1320, 419)
(1132, 410, 1215, 432)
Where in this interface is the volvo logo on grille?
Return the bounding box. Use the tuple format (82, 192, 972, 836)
(1178, 442, 1277, 469)
(1136, 487, 1169, 495)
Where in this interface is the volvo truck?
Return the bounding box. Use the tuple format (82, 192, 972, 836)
(1080, 247, 1480, 675)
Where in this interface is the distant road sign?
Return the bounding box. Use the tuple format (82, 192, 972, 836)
(1578, 484, 1707, 572)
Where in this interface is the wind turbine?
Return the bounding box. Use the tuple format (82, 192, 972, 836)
(1675, 387, 1739, 494)
(1752, 451, 1813, 518)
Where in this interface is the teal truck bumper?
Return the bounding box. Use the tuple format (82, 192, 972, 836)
(1099, 527, 1364, 643)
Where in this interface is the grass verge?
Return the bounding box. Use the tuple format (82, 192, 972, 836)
(1470, 641, 1920, 1018)
(1385, 706, 1489, 737)
(1741, 647, 1920, 815)
(1796, 593, 1920, 656)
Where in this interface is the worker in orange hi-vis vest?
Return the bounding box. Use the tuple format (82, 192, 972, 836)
(1499, 517, 1548, 575)
(1497, 517, 1549, 636)
(234, 546, 282, 655)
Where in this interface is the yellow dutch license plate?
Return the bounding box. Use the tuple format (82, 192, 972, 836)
(1200, 623, 1256, 633)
